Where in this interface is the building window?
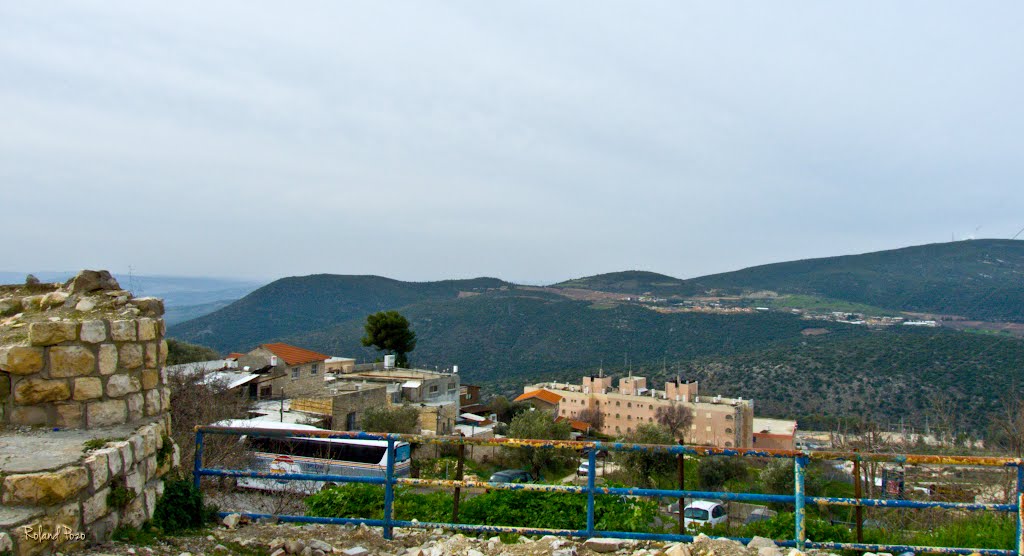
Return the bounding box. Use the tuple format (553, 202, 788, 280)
(616, 401, 620, 407)
(725, 414, 733, 420)
(649, 405, 653, 410)
(725, 428, 733, 434)
(346, 412, 357, 430)
(724, 441, 733, 448)
(310, 364, 318, 375)
(627, 402, 632, 408)
(627, 415, 632, 420)
(448, 382, 456, 392)
(562, 409, 566, 415)
(429, 385, 439, 397)
(291, 368, 300, 379)
(648, 417, 653, 422)
(615, 414, 620, 419)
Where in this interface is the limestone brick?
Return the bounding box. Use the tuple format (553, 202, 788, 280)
(1, 466, 88, 505)
(141, 425, 158, 457)
(84, 451, 109, 490)
(73, 377, 103, 400)
(79, 320, 107, 343)
(130, 434, 144, 464)
(109, 320, 137, 342)
(106, 374, 140, 398)
(1, 346, 44, 375)
(144, 388, 162, 416)
(8, 405, 48, 426)
(145, 454, 158, 481)
(118, 343, 143, 369)
(29, 321, 78, 345)
(49, 345, 96, 377)
(161, 386, 171, 410)
(137, 318, 157, 341)
(82, 487, 111, 524)
(131, 297, 164, 317)
(99, 447, 122, 477)
(18, 502, 83, 556)
(144, 482, 158, 515)
(55, 402, 84, 428)
(158, 339, 168, 366)
(140, 369, 159, 390)
(98, 344, 118, 375)
(126, 392, 144, 421)
(158, 318, 166, 336)
(122, 490, 147, 528)
(114, 440, 134, 470)
(124, 469, 143, 495)
(22, 294, 44, 311)
(144, 342, 157, 368)
(14, 377, 70, 404)
(87, 399, 126, 427)
(88, 511, 119, 545)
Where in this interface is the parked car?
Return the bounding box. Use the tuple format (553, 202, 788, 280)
(683, 500, 728, 529)
(577, 460, 592, 477)
(488, 469, 533, 483)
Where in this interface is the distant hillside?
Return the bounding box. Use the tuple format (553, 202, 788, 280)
(653, 328, 1024, 434)
(553, 271, 685, 295)
(558, 240, 1024, 321)
(286, 292, 858, 393)
(168, 275, 509, 352)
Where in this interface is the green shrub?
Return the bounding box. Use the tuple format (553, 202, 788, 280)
(106, 481, 135, 509)
(156, 435, 173, 467)
(697, 457, 748, 490)
(743, 512, 850, 542)
(153, 480, 215, 532)
(907, 513, 1015, 550)
(305, 483, 455, 523)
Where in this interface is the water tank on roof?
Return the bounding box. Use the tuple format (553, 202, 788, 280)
(270, 356, 278, 366)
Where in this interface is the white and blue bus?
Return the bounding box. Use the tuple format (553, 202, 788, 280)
(215, 420, 412, 493)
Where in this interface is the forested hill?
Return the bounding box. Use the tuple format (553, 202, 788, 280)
(557, 239, 1024, 321)
(168, 274, 509, 352)
(655, 327, 1024, 434)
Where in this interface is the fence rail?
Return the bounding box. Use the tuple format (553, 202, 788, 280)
(193, 425, 1024, 555)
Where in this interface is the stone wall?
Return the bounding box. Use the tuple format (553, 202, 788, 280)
(0, 271, 170, 429)
(0, 271, 180, 555)
(0, 418, 179, 555)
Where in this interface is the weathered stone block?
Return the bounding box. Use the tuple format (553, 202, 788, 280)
(158, 318, 166, 337)
(141, 425, 157, 457)
(82, 486, 111, 524)
(106, 374, 140, 398)
(140, 369, 159, 390)
(88, 511, 119, 545)
(98, 344, 118, 375)
(55, 402, 84, 428)
(110, 320, 137, 341)
(18, 502, 83, 555)
(0, 296, 20, 315)
(8, 405, 48, 426)
(114, 440, 134, 469)
(0, 373, 9, 400)
(84, 451, 109, 490)
(50, 345, 96, 377)
(122, 490, 148, 528)
(161, 386, 171, 410)
(144, 343, 157, 368)
(131, 297, 164, 317)
(41, 290, 69, 308)
(130, 433, 144, 462)
(1, 346, 44, 375)
(29, 321, 78, 345)
(126, 392, 144, 421)
(145, 454, 158, 481)
(87, 399, 126, 427)
(144, 388, 162, 416)
(73, 377, 103, 400)
(14, 377, 71, 404)
(124, 469, 143, 495)
(144, 483, 158, 515)
(99, 447, 122, 477)
(80, 320, 107, 343)
(158, 339, 168, 366)
(1, 466, 89, 505)
(118, 343, 143, 369)
(137, 318, 158, 341)
(66, 269, 119, 293)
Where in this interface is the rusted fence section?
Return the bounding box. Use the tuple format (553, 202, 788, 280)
(194, 425, 1024, 555)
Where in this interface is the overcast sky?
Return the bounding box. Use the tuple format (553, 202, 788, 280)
(2, 2, 1022, 284)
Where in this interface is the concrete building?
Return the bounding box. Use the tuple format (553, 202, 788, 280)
(517, 374, 755, 448)
(236, 343, 330, 398)
(752, 417, 798, 451)
(292, 382, 388, 431)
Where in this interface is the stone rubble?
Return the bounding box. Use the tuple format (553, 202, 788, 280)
(76, 520, 849, 556)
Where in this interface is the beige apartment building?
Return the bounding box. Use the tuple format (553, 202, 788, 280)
(517, 374, 755, 448)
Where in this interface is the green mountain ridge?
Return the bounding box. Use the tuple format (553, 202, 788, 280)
(166, 240, 1024, 433)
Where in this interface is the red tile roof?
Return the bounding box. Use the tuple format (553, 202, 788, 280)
(226, 352, 246, 360)
(262, 343, 330, 366)
(514, 389, 563, 405)
(555, 416, 591, 432)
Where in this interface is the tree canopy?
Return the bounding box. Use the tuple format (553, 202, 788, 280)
(361, 310, 417, 367)
(505, 410, 573, 479)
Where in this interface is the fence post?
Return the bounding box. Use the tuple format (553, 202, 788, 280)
(586, 448, 597, 537)
(1017, 463, 1023, 556)
(384, 438, 396, 540)
(452, 440, 466, 523)
(794, 455, 807, 551)
(853, 450, 863, 543)
(193, 429, 205, 491)
(678, 441, 685, 535)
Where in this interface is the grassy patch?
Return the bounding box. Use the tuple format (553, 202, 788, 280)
(84, 437, 121, 450)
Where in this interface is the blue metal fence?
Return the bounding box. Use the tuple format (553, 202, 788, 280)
(194, 425, 1024, 555)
